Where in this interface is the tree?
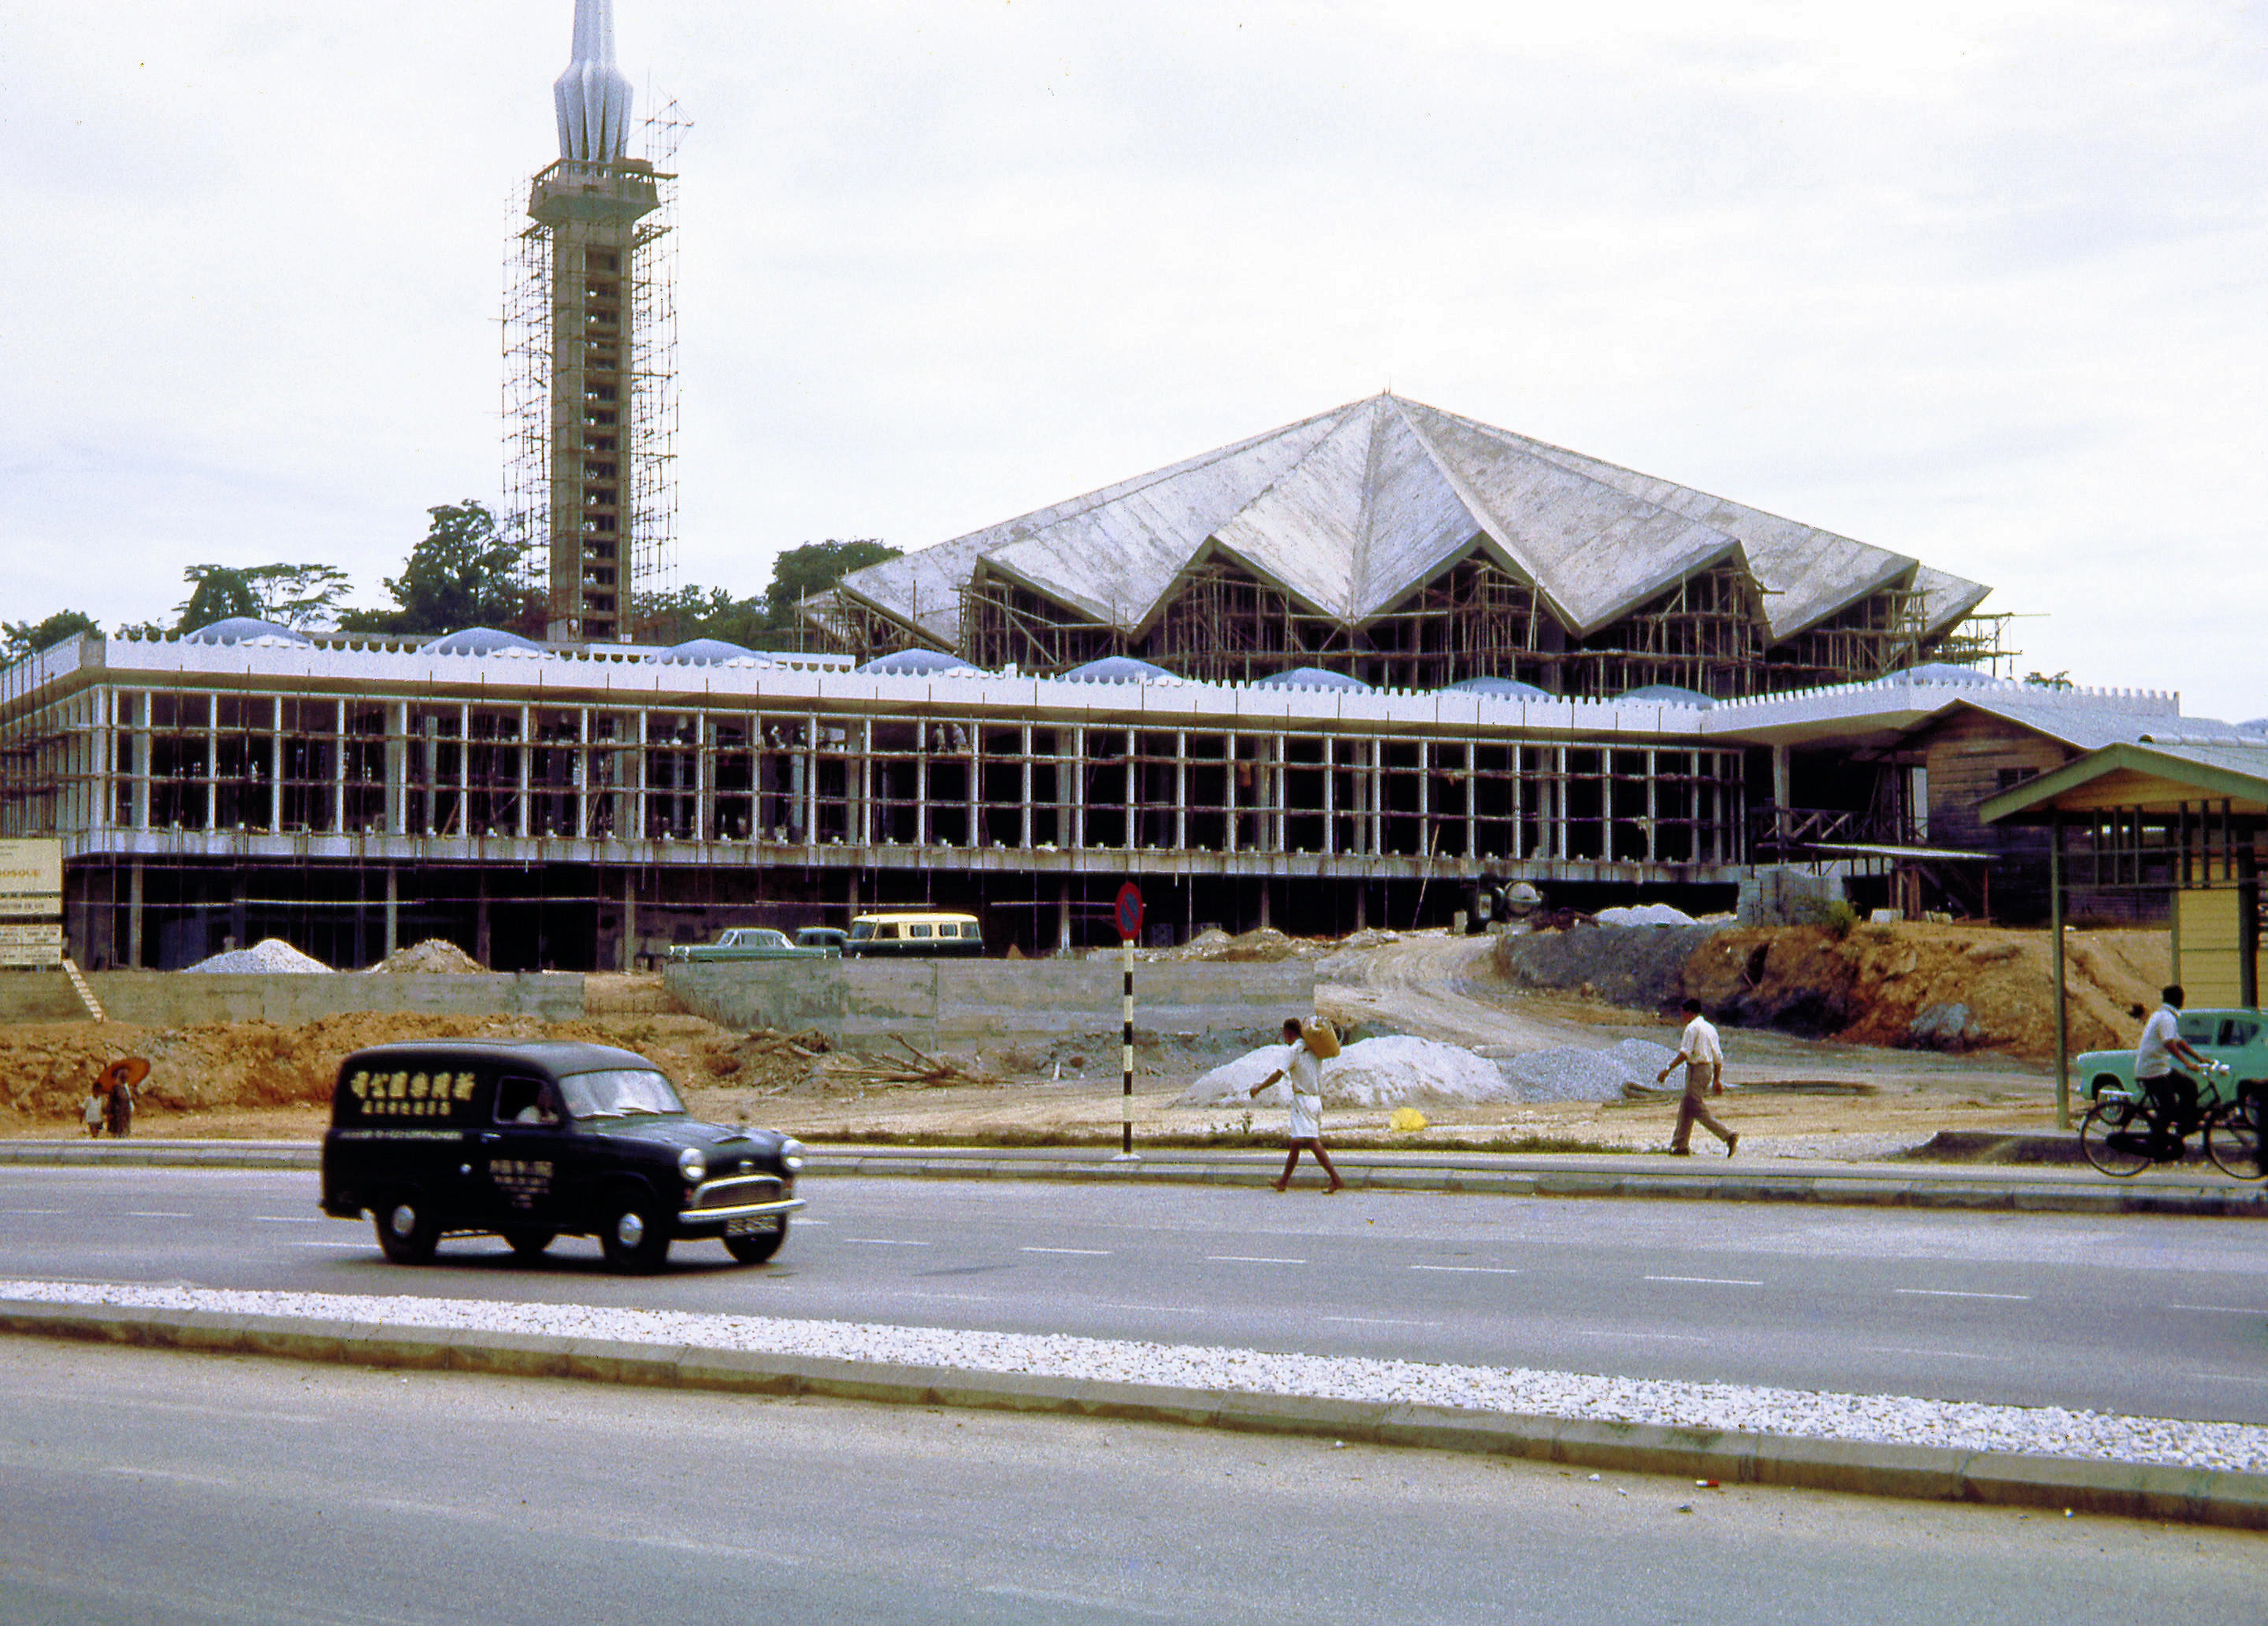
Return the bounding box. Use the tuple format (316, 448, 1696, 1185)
(174, 566, 265, 630)
(339, 502, 540, 637)
(637, 585, 770, 648)
(2023, 670, 2074, 691)
(172, 563, 354, 633)
(763, 539, 899, 630)
(2, 610, 98, 665)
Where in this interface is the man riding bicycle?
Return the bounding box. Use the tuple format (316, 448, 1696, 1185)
(2136, 984, 2214, 1149)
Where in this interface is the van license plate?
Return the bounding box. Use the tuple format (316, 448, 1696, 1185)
(725, 1215, 781, 1237)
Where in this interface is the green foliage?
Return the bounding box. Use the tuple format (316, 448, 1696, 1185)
(762, 539, 899, 629)
(1, 610, 99, 664)
(172, 562, 354, 633)
(1799, 897, 1862, 940)
(2023, 670, 2074, 690)
(174, 566, 265, 630)
(637, 585, 771, 648)
(339, 502, 540, 638)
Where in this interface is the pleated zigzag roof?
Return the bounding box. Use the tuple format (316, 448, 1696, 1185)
(839, 394, 1990, 652)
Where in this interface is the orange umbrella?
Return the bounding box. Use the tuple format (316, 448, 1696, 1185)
(100, 1057, 150, 1092)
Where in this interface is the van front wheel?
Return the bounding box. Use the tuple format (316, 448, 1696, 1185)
(600, 1196, 670, 1273)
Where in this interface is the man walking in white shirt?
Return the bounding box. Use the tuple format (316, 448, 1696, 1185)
(1656, 998, 1737, 1156)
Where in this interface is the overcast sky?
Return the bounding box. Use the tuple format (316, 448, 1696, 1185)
(6, 2, 2264, 718)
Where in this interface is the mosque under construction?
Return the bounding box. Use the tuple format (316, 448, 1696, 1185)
(6, 0, 2251, 972)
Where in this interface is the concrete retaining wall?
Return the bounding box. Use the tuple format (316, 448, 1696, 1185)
(665, 958, 1316, 1048)
(0, 970, 585, 1027)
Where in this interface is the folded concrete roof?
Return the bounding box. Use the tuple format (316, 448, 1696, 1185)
(840, 393, 1991, 649)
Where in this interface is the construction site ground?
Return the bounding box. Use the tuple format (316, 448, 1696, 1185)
(0, 921, 2164, 1163)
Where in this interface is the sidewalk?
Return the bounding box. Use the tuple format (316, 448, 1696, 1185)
(4, 1138, 2262, 1218)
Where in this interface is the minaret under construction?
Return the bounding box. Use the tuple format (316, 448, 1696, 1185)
(507, 0, 677, 645)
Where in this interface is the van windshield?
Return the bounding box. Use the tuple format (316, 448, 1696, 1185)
(849, 922, 875, 940)
(557, 1068, 686, 1119)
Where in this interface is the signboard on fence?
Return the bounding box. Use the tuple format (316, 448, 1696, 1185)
(0, 838, 62, 919)
(0, 838, 65, 966)
(0, 922, 64, 967)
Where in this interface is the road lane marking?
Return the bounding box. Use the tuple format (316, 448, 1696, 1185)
(1645, 1275, 1764, 1287)
(1095, 1302, 1206, 1314)
(127, 1212, 192, 1220)
(1021, 1246, 1112, 1256)
(106, 1465, 232, 1487)
(633, 1535, 800, 1565)
(1207, 1255, 1305, 1264)
(1895, 1288, 2030, 1301)
(841, 1238, 931, 1246)
(2, 1209, 66, 1216)
(1409, 1264, 1520, 1275)
(980, 1584, 1186, 1619)
(2170, 1304, 2265, 1316)
(1863, 1346, 2011, 1364)
(1323, 1315, 1438, 1327)
(251, 1216, 323, 1224)
(2186, 1370, 2268, 1386)
(293, 1241, 374, 1249)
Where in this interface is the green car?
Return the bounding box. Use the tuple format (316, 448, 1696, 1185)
(2075, 1008, 2267, 1112)
(666, 927, 837, 964)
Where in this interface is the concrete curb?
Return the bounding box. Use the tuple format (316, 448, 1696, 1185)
(6, 1297, 2262, 1531)
(6, 1138, 2264, 1218)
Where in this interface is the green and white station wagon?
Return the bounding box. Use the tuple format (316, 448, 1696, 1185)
(2075, 1008, 2268, 1112)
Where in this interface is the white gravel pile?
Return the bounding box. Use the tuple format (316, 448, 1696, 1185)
(183, 937, 331, 974)
(9, 1279, 2260, 1475)
(1176, 1037, 1510, 1108)
(1594, 903, 1698, 927)
(1503, 1038, 1683, 1103)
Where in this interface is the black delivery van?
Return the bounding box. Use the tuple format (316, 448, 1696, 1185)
(320, 1040, 805, 1272)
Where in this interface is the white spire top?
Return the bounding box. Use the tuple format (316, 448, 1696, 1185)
(554, 0, 634, 163)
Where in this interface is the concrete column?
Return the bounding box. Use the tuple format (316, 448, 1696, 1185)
(1321, 738, 1335, 856)
(1258, 878, 1271, 930)
(1056, 878, 1072, 955)
(1646, 748, 1658, 863)
(915, 736, 929, 845)
(132, 695, 150, 832)
(385, 702, 407, 836)
(1071, 729, 1086, 850)
(475, 869, 492, 968)
(1123, 726, 1135, 852)
(622, 868, 637, 971)
(269, 697, 283, 833)
(1770, 742, 1791, 813)
(1224, 733, 1238, 855)
(1175, 731, 1187, 851)
(1019, 725, 1033, 849)
(457, 702, 470, 839)
(384, 865, 398, 956)
(127, 861, 144, 969)
(518, 705, 533, 839)
(804, 715, 819, 843)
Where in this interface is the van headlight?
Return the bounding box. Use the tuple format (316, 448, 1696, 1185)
(780, 1138, 806, 1173)
(677, 1147, 707, 1184)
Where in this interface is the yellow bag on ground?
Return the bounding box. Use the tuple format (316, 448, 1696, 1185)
(1390, 1107, 1428, 1134)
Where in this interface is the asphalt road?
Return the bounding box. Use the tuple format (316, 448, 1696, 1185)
(3, 1166, 2265, 1423)
(4, 1339, 2261, 1626)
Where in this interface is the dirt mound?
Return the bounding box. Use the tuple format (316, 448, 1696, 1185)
(365, 937, 487, 974)
(1494, 923, 1725, 1009)
(1680, 923, 2166, 1059)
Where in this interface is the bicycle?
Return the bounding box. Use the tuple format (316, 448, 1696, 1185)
(2079, 1068, 2266, 1179)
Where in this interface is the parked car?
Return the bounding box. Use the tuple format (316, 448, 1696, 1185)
(795, 927, 850, 953)
(666, 926, 836, 963)
(844, 911, 985, 957)
(2075, 1008, 2268, 1111)
(320, 1039, 805, 1272)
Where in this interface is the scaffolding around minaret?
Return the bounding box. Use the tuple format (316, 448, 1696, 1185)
(503, 108, 680, 645)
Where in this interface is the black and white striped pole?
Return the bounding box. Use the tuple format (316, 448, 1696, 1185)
(1114, 882, 1143, 1160)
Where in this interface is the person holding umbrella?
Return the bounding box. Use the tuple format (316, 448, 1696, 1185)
(95, 1057, 149, 1138)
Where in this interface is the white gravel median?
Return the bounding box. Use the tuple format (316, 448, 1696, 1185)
(6, 1279, 2262, 1475)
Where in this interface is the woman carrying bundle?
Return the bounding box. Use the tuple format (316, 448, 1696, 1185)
(1249, 1018, 1345, 1194)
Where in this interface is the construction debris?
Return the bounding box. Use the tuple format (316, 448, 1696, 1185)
(364, 938, 488, 974)
(815, 1033, 984, 1091)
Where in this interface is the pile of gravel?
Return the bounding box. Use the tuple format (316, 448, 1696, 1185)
(1177, 1036, 1511, 1108)
(183, 937, 331, 974)
(11, 1280, 2259, 1475)
(363, 937, 487, 974)
(1594, 902, 1698, 927)
(1501, 1038, 1683, 1103)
